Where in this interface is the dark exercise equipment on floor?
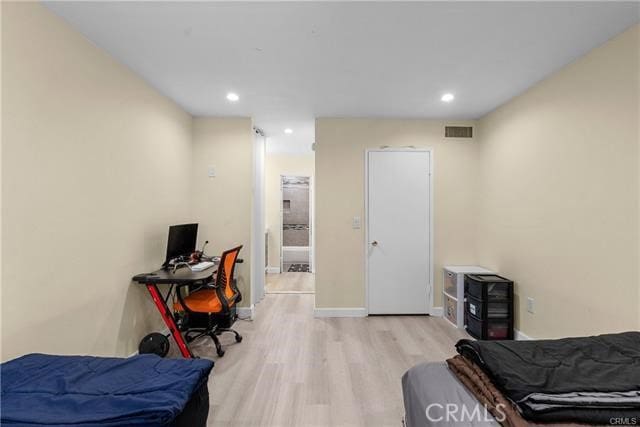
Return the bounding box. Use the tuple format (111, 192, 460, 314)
(139, 332, 170, 357)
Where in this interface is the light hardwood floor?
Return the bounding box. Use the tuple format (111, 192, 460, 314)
(265, 272, 314, 293)
(183, 293, 469, 427)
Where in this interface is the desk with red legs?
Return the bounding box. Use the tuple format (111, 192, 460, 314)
(133, 265, 218, 358)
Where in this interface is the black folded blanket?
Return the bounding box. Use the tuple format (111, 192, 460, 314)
(456, 331, 640, 424)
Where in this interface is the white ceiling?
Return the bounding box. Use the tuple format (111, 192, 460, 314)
(44, 1, 639, 154)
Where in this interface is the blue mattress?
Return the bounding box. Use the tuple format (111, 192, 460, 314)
(1, 353, 214, 426)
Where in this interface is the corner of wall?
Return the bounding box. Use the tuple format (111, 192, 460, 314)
(191, 117, 255, 308)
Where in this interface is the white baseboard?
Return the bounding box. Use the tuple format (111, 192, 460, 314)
(266, 290, 314, 294)
(430, 306, 443, 317)
(266, 266, 281, 274)
(237, 304, 255, 320)
(314, 307, 367, 318)
(515, 329, 533, 340)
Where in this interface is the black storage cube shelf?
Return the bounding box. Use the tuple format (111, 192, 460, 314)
(464, 274, 514, 340)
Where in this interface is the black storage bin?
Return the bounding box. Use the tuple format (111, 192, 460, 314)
(466, 294, 510, 319)
(465, 274, 511, 300)
(465, 314, 511, 340)
(464, 274, 514, 340)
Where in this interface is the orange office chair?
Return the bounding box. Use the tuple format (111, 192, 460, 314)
(173, 245, 243, 357)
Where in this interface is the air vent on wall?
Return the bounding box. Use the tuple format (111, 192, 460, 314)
(445, 126, 473, 138)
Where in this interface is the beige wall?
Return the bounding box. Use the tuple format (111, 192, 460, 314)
(265, 153, 315, 269)
(476, 25, 639, 338)
(315, 119, 478, 309)
(191, 118, 254, 305)
(1, 3, 193, 360)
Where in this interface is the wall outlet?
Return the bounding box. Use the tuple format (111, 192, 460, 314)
(207, 165, 216, 178)
(527, 297, 535, 314)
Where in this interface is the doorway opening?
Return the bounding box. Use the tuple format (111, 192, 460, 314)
(265, 174, 314, 294)
(281, 175, 311, 273)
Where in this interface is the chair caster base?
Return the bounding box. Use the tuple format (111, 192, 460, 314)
(235, 334, 243, 343)
(209, 332, 225, 357)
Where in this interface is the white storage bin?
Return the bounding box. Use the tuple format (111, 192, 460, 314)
(444, 293, 458, 326)
(442, 266, 493, 329)
(444, 270, 457, 297)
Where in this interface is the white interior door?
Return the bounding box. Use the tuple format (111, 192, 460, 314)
(367, 150, 431, 314)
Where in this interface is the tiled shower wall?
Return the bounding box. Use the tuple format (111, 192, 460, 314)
(283, 183, 309, 246)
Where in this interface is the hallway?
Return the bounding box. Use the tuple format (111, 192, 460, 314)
(265, 272, 314, 293)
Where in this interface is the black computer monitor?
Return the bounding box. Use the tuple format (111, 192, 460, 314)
(164, 223, 198, 265)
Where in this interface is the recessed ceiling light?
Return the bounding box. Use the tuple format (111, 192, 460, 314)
(226, 92, 239, 102)
(441, 93, 455, 102)
(284, 128, 293, 134)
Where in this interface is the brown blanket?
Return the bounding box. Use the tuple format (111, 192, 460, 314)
(447, 355, 593, 427)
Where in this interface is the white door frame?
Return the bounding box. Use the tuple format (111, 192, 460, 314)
(279, 174, 314, 273)
(364, 148, 434, 315)
(279, 175, 284, 274)
(309, 175, 315, 273)
(251, 131, 266, 309)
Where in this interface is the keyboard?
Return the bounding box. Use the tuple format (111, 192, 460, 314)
(190, 261, 215, 272)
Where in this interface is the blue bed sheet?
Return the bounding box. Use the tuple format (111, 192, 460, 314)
(1, 353, 214, 426)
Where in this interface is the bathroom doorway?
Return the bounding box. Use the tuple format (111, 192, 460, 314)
(280, 175, 312, 274)
(264, 159, 315, 295)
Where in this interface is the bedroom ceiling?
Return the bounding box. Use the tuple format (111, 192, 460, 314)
(44, 1, 639, 153)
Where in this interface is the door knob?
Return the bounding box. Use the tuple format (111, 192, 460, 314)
(370, 241, 378, 247)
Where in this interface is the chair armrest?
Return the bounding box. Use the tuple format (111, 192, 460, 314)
(227, 293, 239, 305)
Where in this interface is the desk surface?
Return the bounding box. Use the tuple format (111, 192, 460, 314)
(132, 262, 218, 285)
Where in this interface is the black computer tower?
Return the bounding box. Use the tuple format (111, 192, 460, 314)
(464, 274, 514, 340)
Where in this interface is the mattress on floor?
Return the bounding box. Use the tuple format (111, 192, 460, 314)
(402, 362, 499, 427)
(1, 353, 213, 426)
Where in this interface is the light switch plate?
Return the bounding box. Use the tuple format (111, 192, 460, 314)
(352, 216, 361, 229)
(207, 166, 216, 178)
(527, 297, 535, 314)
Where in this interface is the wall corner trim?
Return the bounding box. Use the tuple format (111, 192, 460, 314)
(313, 307, 367, 318)
(237, 305, 255, 320)
(430, 307, 443, 317)
(515, 329, 533, 341)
